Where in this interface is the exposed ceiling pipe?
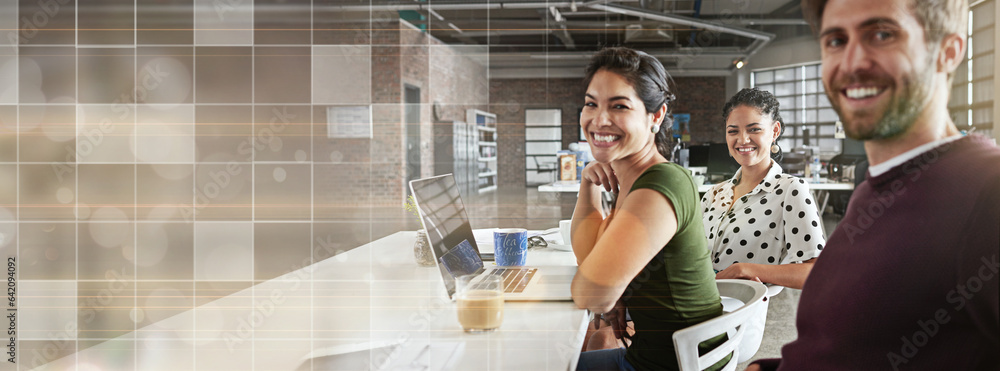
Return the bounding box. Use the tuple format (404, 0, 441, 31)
(321, 0, 773, 41)
(427, 8, 446, 21)
(519, 48, 748, 59)
(330, 2, 570, 11)
(459, 29, 553, 37)
(491, 67, 734, 78)
(556, 25, 577, 49)
(589, 4, 774, 42)
(326, 0, 774, 72)
(328, 0, 647, 12)
(730, 39, 767, 71)
(585, 3, 774, 41)
(580, 3, 773, 72)
(743, 38, 769, 58)
(549, 6, 565, 22)
(719, 18, 809, 26)
(562, 10, 698, 16)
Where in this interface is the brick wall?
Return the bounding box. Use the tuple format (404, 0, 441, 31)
(489, 76, 727, 188)
(321, 20, 490, 210)
(426, 42, 489, 178)
(399, 25, 433, 179)
(673, 77, 728, 144)
(489, 78, 585, 188)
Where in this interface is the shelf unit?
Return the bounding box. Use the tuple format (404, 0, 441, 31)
(468, 109, 498, 193)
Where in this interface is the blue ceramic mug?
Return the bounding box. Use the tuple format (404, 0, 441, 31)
(494, 228, 528, 266)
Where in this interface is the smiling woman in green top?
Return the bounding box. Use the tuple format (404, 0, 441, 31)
(570, 47, 727, 371)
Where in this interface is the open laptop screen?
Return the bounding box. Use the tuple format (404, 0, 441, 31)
(409, 174, 484, 297)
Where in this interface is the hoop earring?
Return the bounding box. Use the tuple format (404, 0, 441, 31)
(770, 143, 780, 154)
(651, 125, 660, 133)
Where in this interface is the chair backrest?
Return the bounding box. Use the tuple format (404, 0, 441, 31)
(672, 279, 768, 371)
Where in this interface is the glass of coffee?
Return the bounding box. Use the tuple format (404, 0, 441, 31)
(455, 274, 504, 332)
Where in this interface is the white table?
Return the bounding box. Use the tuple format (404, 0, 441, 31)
(803, 179, 855, 191)
(38, 231, 587, 371)
(804, 179, 854, 216)
(538, 181, 581, 193)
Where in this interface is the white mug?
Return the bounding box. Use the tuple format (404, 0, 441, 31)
(693, 175, 707, 186)
(559, 220, 572, 246)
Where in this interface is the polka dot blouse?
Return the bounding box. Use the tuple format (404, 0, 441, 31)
(700, 160, 825, 272)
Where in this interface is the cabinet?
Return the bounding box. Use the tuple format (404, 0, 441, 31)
(468, 109, 498, 194)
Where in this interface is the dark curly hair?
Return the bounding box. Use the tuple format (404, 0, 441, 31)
(722, 87, 785, 161)
(583, 47, 677, 160)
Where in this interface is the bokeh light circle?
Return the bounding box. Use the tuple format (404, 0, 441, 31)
(272, 167, 286, 182)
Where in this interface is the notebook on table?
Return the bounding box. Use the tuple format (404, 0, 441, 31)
(408, 174, 575, 301)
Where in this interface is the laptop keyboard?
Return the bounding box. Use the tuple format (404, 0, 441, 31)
(481, 268, 538, 293)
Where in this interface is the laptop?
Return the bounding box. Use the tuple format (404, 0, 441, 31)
(408, 174, 576, 301)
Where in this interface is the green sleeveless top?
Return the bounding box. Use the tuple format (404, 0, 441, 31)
(623, 162, 729, 371)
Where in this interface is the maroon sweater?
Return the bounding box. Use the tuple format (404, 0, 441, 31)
(756, 135, 1000, 370)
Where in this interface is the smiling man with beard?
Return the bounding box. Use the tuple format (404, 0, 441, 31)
(746, 0, 1000, 370)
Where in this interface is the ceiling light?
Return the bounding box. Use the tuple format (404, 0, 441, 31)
(734, 58, 745, 69)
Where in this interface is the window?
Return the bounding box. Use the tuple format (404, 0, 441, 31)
(752, 63, 841, 153)
(950, 0, 995, 138)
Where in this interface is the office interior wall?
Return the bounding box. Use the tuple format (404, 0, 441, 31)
(745, 35, 822, 71)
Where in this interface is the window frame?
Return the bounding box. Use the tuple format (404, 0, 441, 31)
(751, 62, 841, 154)
(949, 0, 995, 138)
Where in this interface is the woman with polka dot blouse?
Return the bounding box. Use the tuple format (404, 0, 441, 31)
(701, 87, 825, 290)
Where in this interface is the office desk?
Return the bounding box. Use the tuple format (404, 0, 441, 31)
(803, 179, 854, 191)
(541, 179, 852, 215)
(538, 181, 581, 193)
(804, 179, 854, 215)
(539, 181, 714, 193)
(541, 180, 851, 193)
(41, 231, 587, 371)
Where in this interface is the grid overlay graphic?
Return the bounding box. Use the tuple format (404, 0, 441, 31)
(0, 0, 489, 369)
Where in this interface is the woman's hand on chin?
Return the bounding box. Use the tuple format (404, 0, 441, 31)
(582, 162, 618, 193)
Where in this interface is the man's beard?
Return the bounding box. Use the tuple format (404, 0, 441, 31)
(828, 58, 935, 141)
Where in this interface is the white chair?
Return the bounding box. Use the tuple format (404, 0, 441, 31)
(722, 284, 783, 363)
(672, 279, 768, 371)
